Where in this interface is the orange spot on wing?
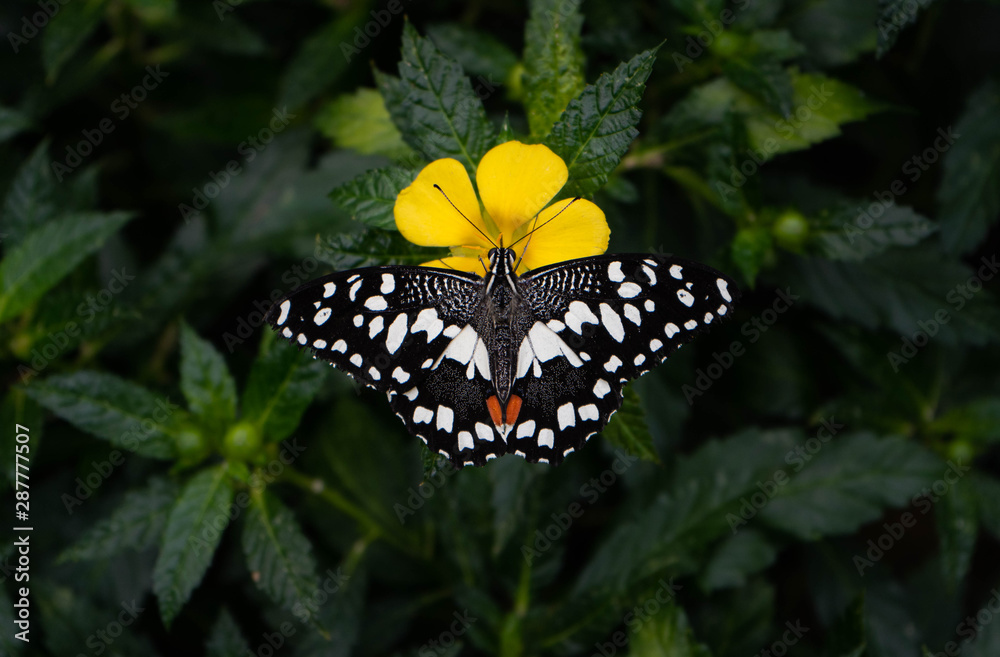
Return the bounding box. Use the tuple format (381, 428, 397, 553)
(487, 396, 503, 427)
(505, 395, 522, 426)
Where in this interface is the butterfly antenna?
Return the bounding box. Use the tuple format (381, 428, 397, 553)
(511, 197, 581, 270)
(433, 184, 497, 248)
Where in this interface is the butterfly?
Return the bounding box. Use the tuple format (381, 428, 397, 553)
(266, 230, 738, 467)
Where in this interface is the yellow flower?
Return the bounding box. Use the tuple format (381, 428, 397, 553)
(393, 141, 609, 274)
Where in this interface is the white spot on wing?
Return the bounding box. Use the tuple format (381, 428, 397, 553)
(704, 312, 714, 324)
(332, 339, 347, 353)
(436, 406, 454, 433)
(353, 314, 363, 327)
(677, 289, 695, 307)
(669, 264, 683, 280)
(350, 353, 363, 367)
(516, 420, 536, 439)
(644, 299, 655, 312)
(368, 366, 381, 381)
(314, 307, 332, 325)
(593, 379, 611, 398)
(604, 355, 623, 372)
(364, 296, 387, 311)
(642, 265, 657, 285)
(467, 338, 491, 381)
(282, 327, 292, 338)
(599, 303, 625, 342)
(650, 339, 663, 351)
(443, 325, 461, 338)
(557, 403, 576, 430)
(349, 280, 362, 301)
(717, 278, 732, 302)
(403, 387, 418, 401)
(565, 301, 599, 334)
(608, 261, 625, 282)
(458, 431, 474, 451)
(368, 316, 384, 337)
(411, 307, 444, 342)
(618, 282, 641, 298)
(538, 428, 555, 449)
(684, 319, 698, 330)
(386, 313, 408, 354)
(623, 303, 641, 326)
(323, 282, 336, 298)
(297, 333, 307, 345)
(392, 367, 410, 383)
(578, 404, 599, 421)
(665, 323, 680, 338)
(475, 422, 494, 442)
(634, 354, 646, 366)
(718, 304, 728, 316)
(437, 325, 478, 367)
(380, 274, 395, 294)
(276, 300, 291, 325)
(313, 339, 327, 349)
(413, 406, 433, 424)
(546, 319, 565, 332)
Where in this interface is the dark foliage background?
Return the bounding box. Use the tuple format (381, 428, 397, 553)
(1, 0, 1000, 655)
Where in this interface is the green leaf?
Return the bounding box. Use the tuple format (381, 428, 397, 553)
(122, 0, 177, 23)
(59, 478, 178, 561)
(757, 432, 942, 539)
(810, 202, 936, 260)
(973, 474, 1000, 542)
(206, 609, 251, 657)
(278, 11, 361, 110)
(722, 57, 794, 117)
(671, 0, 725, 23)
(180, 321, 238, 431)
(316, 89, 413, 159)
(928, 399, 1000, 447)
(317, 228, 449, 270)
(427, 23, 519, 82)
(0, 106, 34, 143)
(330, 167, 419, 231)
(153, 465, 235, 627)
(936, 477, 978, 586)
(629, 602, 713, 657)
(0, 211, 134, 322)
(961, 590, 1000, 657)
(390, 22, 496, 174)
(242, 491, 323, 627)
(937, 80, 1000, 254)
(828, 596, 867, 657)
(241, 340, 326, 443)
(41, 0, 109, 81)
(730, 226, 773, 286)
(786, 247, 1000, 347)
(23, 371, 181, 459)
(1, 140, 57, 244)
(522, 0, 585, 139)
(877, 0, 936, 58)
(602, 386, 660, 464)
(788, 0, 878, 67)
(700, 529, 777, 591)
(548, 48, 659, 199)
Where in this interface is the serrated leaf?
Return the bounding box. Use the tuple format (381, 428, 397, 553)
(548, 48, 658, 198)
(603, 386, 659, 464)
(292, 568, 366, 657)
(0, 211, 134, 322)
(0, 106, 33, 143)
(206, 609, 251, 657)
(153, 465, 235, 627)
(700, 529, 777, 591)
(786, 246, 1000, 346)
(241, 339, 326, 443)
(722, 57, 794, 117)
(427, 23, 519, 82)
(937, 477, 979, 586)
(391, 22, 495, 174)
(23, 371, 181, 459)
(180, 321, 238, 430)
(1, 140, 57, 244)
(242, 492, 322, 625)
(758, 432, 942, 539)
(316, 89, 413, 159)
(317, 228, 449, 270)
(330, 168, 419, 230)
(41, 0, 109, 80)
(937, 80, 1000, 254)
(59, 478, 178, 561)
(877, 0, 935, 57)
(523, 0, 585, 139)
(629, 602, 713, 657)
(810, 202, 936, 260)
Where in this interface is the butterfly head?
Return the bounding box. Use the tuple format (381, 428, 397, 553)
(487, 247, 518, 277)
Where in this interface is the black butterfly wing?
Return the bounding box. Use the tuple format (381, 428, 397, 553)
(507, 254, 739, 463)
(266, 265, 505, 465)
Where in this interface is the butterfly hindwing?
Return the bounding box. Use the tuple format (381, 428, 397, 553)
(266, 266, 482, 391)
(504, 254, 739, 463)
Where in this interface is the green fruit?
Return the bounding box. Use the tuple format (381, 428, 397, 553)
(175, 426, 209, 463)
(223, 422, 262, 461)
(946, 439, 975, 465)
(772, 210, 810, 251)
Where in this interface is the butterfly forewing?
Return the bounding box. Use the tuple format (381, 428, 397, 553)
(504, 254, 738, 463)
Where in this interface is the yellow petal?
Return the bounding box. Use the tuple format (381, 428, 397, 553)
(420, 256, 489, 275)
(477, 141, 568, 238)
(517, 198, 610, 272)
(395, 159, 489, 247)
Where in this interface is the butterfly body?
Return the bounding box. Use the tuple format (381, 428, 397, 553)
(267, 248, 737, 467)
